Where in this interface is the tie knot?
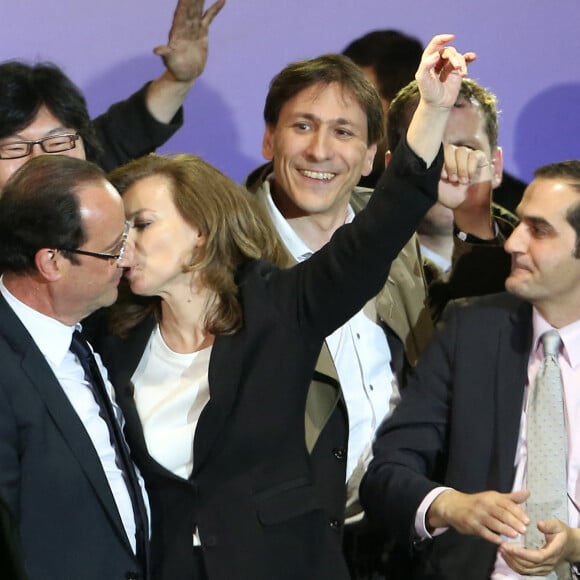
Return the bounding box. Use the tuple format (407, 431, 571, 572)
(541, 330, 561, 358)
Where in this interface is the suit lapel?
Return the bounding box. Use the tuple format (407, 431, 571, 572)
(374, 235, 433, 367)
(494, 300, 533, 491)
(105, 317, 162, 477)
(0, 297, 132, 550)
(192, 332, 245, 474)
(305, 343, 342, 453)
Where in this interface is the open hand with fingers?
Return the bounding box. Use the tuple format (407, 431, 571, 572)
(154, 0, 225, 84)
(416, 34, 477, 110)
(407, 34, 476, 168)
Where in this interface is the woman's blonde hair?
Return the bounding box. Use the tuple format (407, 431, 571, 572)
(108, 154, 286, 337)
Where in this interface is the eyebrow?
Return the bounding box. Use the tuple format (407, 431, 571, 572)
(2, 126, 74, 142)
(126, 209, 149, 220)
(292, 112, 356, 126)
(519, 215, 554, 229)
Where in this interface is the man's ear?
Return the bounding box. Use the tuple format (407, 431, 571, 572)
(262, 125, 275, 161)
(491, 147, 504, 189)
(384, 150, 393, 168)
(35, 249, 65, 282)
(361, 143, 378, 177)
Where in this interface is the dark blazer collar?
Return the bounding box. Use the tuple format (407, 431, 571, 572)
(112, 313, 246, 479)
(244, 161, 273, 194)
(0, 295, 135, 552)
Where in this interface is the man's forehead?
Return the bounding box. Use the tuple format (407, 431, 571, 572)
(445, 100, 490, 147)
(3, 105, 71, 140)
(284, 82, 367, 120)
(519, 178, 579, 216)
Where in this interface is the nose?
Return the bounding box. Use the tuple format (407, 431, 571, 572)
(304, 129, 332, 161)
(117, 234, 135, 269)
(28, 143, 46, 159)
(504, 222, 526, 255)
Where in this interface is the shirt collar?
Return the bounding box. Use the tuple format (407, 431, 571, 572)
(0, 278, 76, 368)
(257, 175, 355, 263)
(532, 307, 580, 369)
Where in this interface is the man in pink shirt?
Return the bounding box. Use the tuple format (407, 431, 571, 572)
(361, 160, 580, 579)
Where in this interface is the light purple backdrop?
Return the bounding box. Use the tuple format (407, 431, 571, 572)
(4, 1, 579, 183)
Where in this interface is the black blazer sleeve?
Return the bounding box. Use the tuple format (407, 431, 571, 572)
(88, 83, 184, 172)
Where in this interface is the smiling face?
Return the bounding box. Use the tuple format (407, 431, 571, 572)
(504, 177, 580, 325)
(262, 82, 377, 223)
(0, 105, 86, 187)
(121, 174, 205, 298)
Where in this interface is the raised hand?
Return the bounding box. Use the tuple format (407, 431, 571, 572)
(154, 0, 226, 84)
(416, 34, 477, 110)
(406, 34, 476, 167)
(439, 144, 494, 208)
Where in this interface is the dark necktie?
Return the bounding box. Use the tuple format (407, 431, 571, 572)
(525, 330, 571, 580)
(70, 330, 149, 574)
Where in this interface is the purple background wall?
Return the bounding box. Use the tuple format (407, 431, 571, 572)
(4, 1, 579, 183)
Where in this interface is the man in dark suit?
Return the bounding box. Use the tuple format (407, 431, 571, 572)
(0, 155, 148, 579)
(361, 160, 580, 579)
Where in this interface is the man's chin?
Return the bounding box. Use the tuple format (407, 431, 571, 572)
(505, 276, 532, 300)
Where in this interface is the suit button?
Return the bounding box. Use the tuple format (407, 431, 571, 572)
(332, 447, 346, 460)
(205, 535, 217, 548)
(329, 519, 342, 530)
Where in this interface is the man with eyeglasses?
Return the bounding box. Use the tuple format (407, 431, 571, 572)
(0, 154, 150, 579)
(0, 0, 224, 188)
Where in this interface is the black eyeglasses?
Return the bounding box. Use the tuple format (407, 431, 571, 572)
(0, 133, 81, 160)
(60, 222, 130, 265)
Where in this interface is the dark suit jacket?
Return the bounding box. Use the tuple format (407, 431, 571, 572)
(0, 296, 145, 580)
(92, 140, 441, 580)
(360, 292, 533, 580)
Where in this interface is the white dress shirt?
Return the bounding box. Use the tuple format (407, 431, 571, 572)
(0, 280, 148, 553)
(258, 180, 399, 481)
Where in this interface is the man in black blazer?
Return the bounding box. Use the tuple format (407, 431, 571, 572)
(0, 0, 224, 185)
(0, 155, 148, 579)
(361, 160, 580, 579)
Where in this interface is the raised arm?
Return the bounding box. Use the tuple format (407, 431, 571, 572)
(146, 0, 225, 123)
(91, 0, 225, 171)
(274, 34, 476, 340)
(407, 34, 476, 168)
